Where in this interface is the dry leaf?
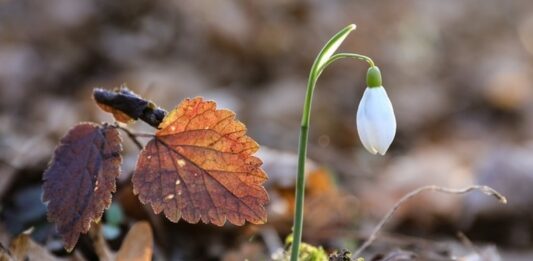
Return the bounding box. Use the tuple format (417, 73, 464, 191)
(6, 229, 57, 261)
(42, 123, 122, 251)
(89, 223, 113, 261)
(93, 87, 167, 128)
(93, 87, 147, 124)
(96, 103, 134, 124)
(88, 221, 153, 261)
(132, 97, 268, 225)
(116, 222, 153, 261)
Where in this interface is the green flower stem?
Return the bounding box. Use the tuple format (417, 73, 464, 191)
(290, 24, 375, 261)
(318, 53, 375, 76)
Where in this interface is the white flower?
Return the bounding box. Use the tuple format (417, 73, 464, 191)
(356, 86, 396, 155)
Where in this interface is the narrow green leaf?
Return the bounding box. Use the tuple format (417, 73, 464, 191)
(312, 24, 356, 76)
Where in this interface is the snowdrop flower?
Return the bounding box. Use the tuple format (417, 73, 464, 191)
(357, 66, 396, 155)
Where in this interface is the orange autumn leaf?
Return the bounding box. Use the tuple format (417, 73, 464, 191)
(132, 97, 268, 226)
(42, 123, 122, 251)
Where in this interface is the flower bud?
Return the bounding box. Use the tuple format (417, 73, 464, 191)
(366, 66, 382, 88)
(357, 67, 396, 155)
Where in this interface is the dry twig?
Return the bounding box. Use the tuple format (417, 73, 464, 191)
(113, 123, 154, 150)
(353, 185, 507, 258)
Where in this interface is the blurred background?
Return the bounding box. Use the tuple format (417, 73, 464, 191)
(1, 0, 533, 260)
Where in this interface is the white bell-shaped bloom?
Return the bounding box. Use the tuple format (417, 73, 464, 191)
(356, 86, 396, 155)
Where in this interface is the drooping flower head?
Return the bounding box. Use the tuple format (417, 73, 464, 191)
(356, 66, 396, 155)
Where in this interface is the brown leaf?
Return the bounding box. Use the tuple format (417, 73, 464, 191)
(96, 103, 135, 124)
(8, 229, 57, 261)
(42, 123, 122, 251)
(116, 222, 153, 261)
(132, 97, 268, 226)
(88, 223, 113, 261)
(93, 87, 167, 128)
(93, 87, 145, 124)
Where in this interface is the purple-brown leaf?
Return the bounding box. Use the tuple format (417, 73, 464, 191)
(42, 123, 122, 251)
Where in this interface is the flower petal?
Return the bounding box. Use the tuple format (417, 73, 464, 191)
(357, 90, 378, 154)
(356, 86, 396, 155)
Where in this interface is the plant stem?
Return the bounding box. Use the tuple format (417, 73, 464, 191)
(290, 74, 316, 261)
(290, 24, 359, 261)
(113, 123, 155, 150)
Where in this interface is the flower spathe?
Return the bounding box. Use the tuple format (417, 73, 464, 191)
(356, 86, 396, 155)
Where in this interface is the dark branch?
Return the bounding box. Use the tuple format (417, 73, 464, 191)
(114, 124, 144, 150)
(112, 123, 155, 150)
(93, 87, 167, 128)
